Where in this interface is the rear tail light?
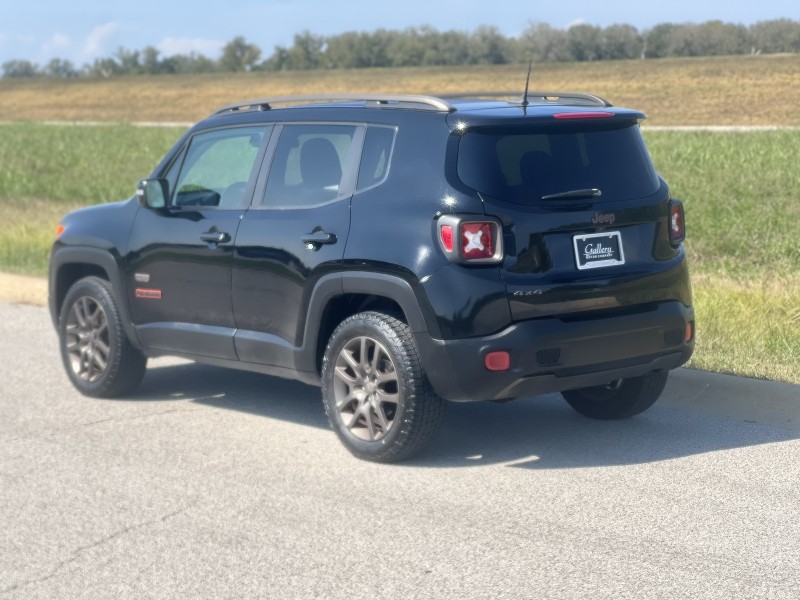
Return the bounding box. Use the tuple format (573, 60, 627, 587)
(669, 200, 686, 245)
(440, 225, 454, 252)
(56, 224, 65, 237)
(437, 215, 503, 264)
(461, 223, 494, 260)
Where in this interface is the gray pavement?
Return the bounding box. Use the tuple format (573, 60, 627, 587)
(1, 301, 799, 599)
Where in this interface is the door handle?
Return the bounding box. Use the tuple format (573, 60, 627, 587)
(200, 228, 231, 244)
(302, 231, 337, 248)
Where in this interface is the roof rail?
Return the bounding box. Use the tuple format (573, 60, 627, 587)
(440, 90, 612, 107)
(212, 94, 455, 116)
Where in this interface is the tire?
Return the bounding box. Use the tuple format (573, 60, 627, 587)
(58, 276, 147, 398)
(562, 371, 669, 420)
(321, 311, 446, 463)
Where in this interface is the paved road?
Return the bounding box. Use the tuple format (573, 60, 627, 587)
(1, 301, 799, 600)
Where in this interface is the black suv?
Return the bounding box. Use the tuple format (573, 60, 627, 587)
(49, 92, 694, 462)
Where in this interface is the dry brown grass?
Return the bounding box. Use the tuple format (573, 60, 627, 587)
(1, 54, 798, 125)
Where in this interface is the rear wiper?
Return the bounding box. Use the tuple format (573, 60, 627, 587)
(541, 188, 602, 201)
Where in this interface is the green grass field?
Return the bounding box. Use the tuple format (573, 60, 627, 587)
(0, 122, 798, 383)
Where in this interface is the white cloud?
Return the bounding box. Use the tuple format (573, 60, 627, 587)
(84, 22, 121, 57)
(567, 18, 588, 29)
(157, 37, 224, 58)
(42, 33, 71, 55)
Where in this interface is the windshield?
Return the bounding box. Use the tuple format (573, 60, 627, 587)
(457, 123, 660, 204)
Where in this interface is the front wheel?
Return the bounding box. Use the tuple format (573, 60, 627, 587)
(321, 311, 445, 463)
(58, 276, 147, 398)
(562, 372, 669, 420)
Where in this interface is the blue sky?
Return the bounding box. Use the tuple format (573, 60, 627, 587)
(0, 0, 797, 66)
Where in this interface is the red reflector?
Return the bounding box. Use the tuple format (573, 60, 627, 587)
(553, 112, 615, 120)
(669, 201, 686, 244)
(485, 351, 510, 371)
(461, 222, 494, 260)
(685, 321, 694, 343)
(440, 225, 454, 252)
(56, 224, 65, 237)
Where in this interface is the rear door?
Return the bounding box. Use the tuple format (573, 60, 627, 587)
(126, 125, 269, 358)
(232, 123, 363, 367)
(456, 120, 678, 321)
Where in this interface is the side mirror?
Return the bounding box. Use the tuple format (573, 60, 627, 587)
(136, 179, 169, 209)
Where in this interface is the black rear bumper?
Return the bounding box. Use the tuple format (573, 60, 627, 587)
(415, 301, 694, 402)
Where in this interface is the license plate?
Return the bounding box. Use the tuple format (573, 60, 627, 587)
(573, 231, 625, 270)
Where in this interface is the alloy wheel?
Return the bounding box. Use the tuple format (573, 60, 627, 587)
(64, 296, 110, 383)
(332, 335, 400, 442)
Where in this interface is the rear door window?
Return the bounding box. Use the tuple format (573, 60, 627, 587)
(263, 124, 359, 208)
(457, 123, 660, 203)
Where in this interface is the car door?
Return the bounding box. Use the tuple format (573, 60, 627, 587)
(125, 125, 270, 359)
(232, 123, 363, 368)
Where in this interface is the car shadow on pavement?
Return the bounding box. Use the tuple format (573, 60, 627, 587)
(129, 360, 799, 470)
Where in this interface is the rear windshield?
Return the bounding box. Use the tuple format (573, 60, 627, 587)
(457, 123, 660, 203)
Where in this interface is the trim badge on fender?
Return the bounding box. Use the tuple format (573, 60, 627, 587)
(135, 288, 162, 299)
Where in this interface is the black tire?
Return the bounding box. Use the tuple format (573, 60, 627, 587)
(562, 371, 669, 420)
(321, 311, 446, 463)
(58, 276, 147, 398)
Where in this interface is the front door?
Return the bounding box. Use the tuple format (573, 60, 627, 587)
(125, 125, 269, 358)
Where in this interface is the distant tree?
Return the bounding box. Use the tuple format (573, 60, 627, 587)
(84, 56, 123, 78)
(567, 24, 602, 61)
(518, 22, 569, 62)
(386, 27, 427, 67)
(324, 31, 386, 68)
(469, 25, 513, 64)
(420, 28, 472, 66)
(284, 31, 324, 70)
(2, 59, 40, 78)
(261, 46, 290, 71)
(601, 24, 642, 60)
(219, 36, 262, 72)
(166, 52, 217, 74)
(44, 58, 78, 78)
(140, 46, 162, 74)
(749, 19, 800, 54)
(115, 48, 142, 74)
(644, 23, 679, 58)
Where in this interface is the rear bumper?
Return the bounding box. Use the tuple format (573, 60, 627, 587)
(416, 301, 694, 401)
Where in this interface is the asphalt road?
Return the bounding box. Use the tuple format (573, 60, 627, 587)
(2, 301, 799, 600)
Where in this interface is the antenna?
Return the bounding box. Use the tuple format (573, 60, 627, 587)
(521, 60, 532, 109)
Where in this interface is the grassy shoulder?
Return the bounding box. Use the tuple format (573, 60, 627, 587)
(688, 274, 799, 383)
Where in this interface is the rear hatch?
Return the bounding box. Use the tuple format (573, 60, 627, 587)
(455, 116, 685, 321)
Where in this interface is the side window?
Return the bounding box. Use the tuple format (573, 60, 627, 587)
(264, 124, 357, 208)
(357, 126, 397, 192)
(172, 126, 266, 209)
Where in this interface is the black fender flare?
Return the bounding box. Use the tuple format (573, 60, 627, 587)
(48, 246, 142, 348)
(296, 271, 437, 373)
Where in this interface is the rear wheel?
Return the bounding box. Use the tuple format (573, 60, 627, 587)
(562, 372, 669, 420)
(321, 311, 445, 463)
(58, 276, 147, 398)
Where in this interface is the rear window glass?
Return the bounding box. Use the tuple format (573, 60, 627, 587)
(457, 124, 659, 203)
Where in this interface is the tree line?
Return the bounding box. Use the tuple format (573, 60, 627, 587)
(3, 19, 799, 78)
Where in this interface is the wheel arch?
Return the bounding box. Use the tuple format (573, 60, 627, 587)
(49, 246, 141, 348)
(301, 272, 437, 376)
